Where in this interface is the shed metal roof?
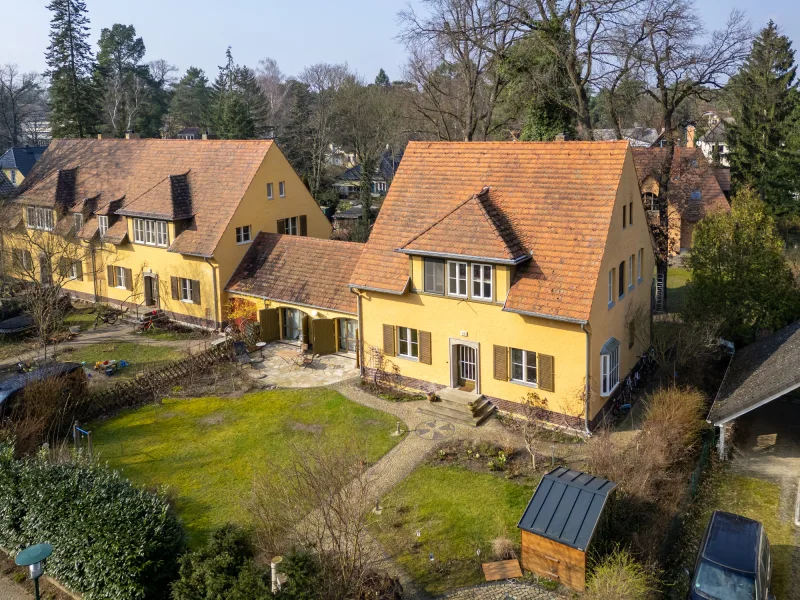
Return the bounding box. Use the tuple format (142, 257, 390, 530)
(517, 467, 616, 551)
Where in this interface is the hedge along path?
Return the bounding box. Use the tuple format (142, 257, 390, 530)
(76, 340, 234, 422)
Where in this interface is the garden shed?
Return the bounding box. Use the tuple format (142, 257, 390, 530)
(517, 467, 616, 591)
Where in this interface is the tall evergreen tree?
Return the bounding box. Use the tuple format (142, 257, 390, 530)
(45, 0, 100, 138)
(728, 21, 800, 220)
(210, 48, 268, 139)
(374, 68, 390, 87)
(168, 67, 212, 130)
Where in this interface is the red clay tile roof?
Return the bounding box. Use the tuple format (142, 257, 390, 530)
(399, 188, 529, 263)
(13, 138, 274, 257)
(632, 147, 730, 223)
(351, 141, 631, 323)
(713, 167, 731, 193)
(226, 233, 363, 315)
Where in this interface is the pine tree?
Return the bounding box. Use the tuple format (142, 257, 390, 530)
(374, 68, 390, 87)
(728, 21, 800, 220)
(210, 48, 267, 139)
(169, 67, 212, 130)
(45, 0, 100, 138)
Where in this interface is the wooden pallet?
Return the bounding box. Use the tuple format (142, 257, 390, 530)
(481, 559, 523, 582)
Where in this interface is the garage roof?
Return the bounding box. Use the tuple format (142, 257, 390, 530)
(708, 320, 800, 425)
(517, 467, 616, 551)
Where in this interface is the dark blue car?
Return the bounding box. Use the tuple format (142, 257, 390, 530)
(688, 511, 773, 600)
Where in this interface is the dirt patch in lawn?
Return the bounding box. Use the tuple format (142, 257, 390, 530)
(200, 414, 226, 426)
(291, 422, 325, 434)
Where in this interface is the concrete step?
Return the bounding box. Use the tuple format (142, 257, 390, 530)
(419, 389, 496, 427)
(438, 387, 482, 406)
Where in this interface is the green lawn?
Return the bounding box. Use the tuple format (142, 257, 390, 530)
(667, 267, 691, 312)
(59, 342, 183, 379)
(372, 465, 537, 594)
(91, 388, 403, 545)
(63, 307, 98, 331)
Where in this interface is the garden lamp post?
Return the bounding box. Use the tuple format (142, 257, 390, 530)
(15, 543, 52, 600)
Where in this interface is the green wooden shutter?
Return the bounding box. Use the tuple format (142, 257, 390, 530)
(383, 324, 396, 357)
(259, 308, 279, 342)
(107, 265, 115, 288)
(191, 279, 201, 304)
(493, 345, 508, 381)
(125, 268, 133, 291)
(538, 354, 555, 392)
(277, 219, 286, 234)
(170, 276, 179, 300)
(299, 215, 308, 236)
(419, 331, 432, 364)
(312, 319, 336, 354)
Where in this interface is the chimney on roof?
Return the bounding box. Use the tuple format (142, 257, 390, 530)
(169, 173, 192, 218)
(554, 132, 571, 142)
(97, 134, 103, 140)
(202, 133, 208, 141)
(125, 131, 140, 140)
(686, 124, 696, 148)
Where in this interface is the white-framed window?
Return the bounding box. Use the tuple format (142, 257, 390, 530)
(74, 212, 84, 231)
(279, 181, 285, 197)
(26, 206, 54, 231)
(511, 348, 537, 385)
(628, 255, 634, 289)
(398, 327, 419, 359)
(471, 263, 492, 300)
(600, 338, 620, 396)
(424, 258, 444, 294)
(12, 249, 32, 271)
(114, 266, 126, 289)
(98, 215, 109, 236)
(637, 248, 643, 281)
(236, 225, 252, 244)
(180, 278, 194, 302)
(642, 192, 659, 211)
(447, 261, 468, 297)
(68, 261, 80, 280)
(285, 216, 298, 236)
(133, 218, 168, 247)
(267, 182, 274, 199)
(608, 268, 615, 306)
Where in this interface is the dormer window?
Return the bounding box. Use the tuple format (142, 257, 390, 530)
(98, 215, 109, 236)
(471, 263, 492, 301)
(74, 212, 84, 231)
(26, 206, 54, 231)
(133, 218, 168, 247)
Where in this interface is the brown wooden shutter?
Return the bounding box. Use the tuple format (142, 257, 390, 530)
(170, 276, 179, 300)
(301, 314, 310, 344)
(312, 319, 336, 354)
(277, 219, 286, 234)
(259, 308, 280, 342)
(538, 354, 555, 392)
(107, 265, 115, 287)
(75, 261, 83, 281)
(419, 330, 432, 364)
(125, 268, 133, 291)
(382, 324, 396, 357)
(299, 215, 308, 236)
(191, 279, 201, 304)
(493, 345, 509, 381)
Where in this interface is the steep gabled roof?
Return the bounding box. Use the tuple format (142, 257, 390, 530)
(350, 141, 630, 323)
(13, 139, 274, 257)
(0, 146, 48, 176)
(632, 147, 730, 223)
(399, 188, 528, 264)
(226, 233, 363, 315)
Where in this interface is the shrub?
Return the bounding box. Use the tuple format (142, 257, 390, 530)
(586, 549, 656, 600)
(170, 524, 271, 600)
(491, 536, 516, 560)
(0, 443, 185, 599)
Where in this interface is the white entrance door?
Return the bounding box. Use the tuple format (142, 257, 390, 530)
(457, 345, 477, 391)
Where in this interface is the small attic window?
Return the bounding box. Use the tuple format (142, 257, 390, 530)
(690, 190, 702, 202)
(74, 212, 84, 231)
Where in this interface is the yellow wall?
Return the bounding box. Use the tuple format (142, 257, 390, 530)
(586, 150, 655, 418)
(2, 168, 22, 186)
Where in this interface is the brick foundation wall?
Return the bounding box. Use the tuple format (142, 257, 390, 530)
(67, 290, 217, 330)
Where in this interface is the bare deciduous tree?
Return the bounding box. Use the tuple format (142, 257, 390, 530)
(0, 64, 45, 148)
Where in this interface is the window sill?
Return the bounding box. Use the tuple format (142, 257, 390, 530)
(628, 285, 635, 292)
(618, 293, 625, 301)
(511, 379, 538, 389)
(397, 355, 419, 362)
(180, 299, 195, 304)
(236, 240, 252, 245)
(607, 301, 615, 310)
(600, 382, 619, 398)
(470, 296, 493, 303)
(637, 277, 644, 284)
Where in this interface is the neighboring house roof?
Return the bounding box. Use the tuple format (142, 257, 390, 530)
(631, 147, 730, 223)
(332, 205, 376, 221)
(517, 467, 616, 551)
(713, 167, 731, 194)
(350, 141, 631, 323)
(336, 151, 401, 183)
(0, 146, 48, 177)
(593, 127, 660, 147)
(708, 321, 800, 425)
(0, 171, 14, 197)
(226, 232, 363, 315)
(698, 118, 734, 144)
(13, 139, 275, 257)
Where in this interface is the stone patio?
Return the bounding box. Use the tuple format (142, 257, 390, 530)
(245, 341, 359, 387)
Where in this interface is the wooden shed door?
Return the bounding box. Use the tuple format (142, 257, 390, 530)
(312, 319, 336, 354)
(259, 308, 279, 342)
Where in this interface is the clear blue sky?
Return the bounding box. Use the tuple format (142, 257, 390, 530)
(1, 0, 798, 81)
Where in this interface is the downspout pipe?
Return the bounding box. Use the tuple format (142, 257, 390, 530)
(581, 322, 591, 436)
(204, 257, 219, 331)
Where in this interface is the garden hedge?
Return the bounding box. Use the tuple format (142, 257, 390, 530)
(0, 443, 186, 599)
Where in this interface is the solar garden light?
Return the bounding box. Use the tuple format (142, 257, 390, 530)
(15, 543, 52, 600)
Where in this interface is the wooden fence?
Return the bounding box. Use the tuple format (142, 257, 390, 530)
(78, 340, 233, 421)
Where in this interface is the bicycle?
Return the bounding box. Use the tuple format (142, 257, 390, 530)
(93, 307, 123, 329)
(134, 320, 155, 334)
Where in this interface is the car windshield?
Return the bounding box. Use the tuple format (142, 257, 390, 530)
(694, 560, 756, 600)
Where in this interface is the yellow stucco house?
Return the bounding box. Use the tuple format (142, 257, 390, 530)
(0, 146, 48, 187)
(349, 141, 655, 431)
(1, 138, 331, 328)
